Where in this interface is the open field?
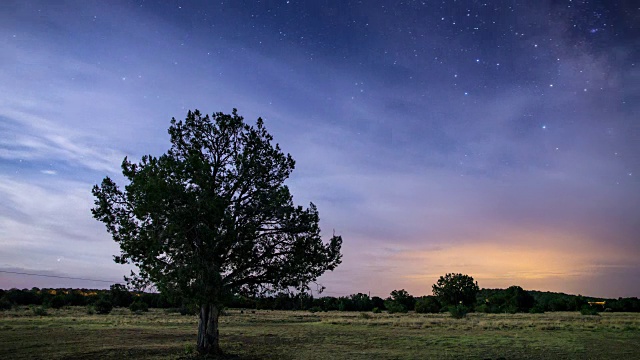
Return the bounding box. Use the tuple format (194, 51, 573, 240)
(1, 307, 639, 359)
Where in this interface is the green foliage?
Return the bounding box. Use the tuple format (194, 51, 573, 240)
(91, 109, 342, 307)
(3, 289, 41, 305)
(109, 284, 133, 308)
(32, 306, 48, 316)
(483, 286, 535, 313)
(46, 295, 67, 309)
(580, 305, 600, 316)
(372, 307, 381, 313)
(183, 343, 195, 355)
(607, 297, 640, 312)
(94, 298, 113, 315)
(91, 109, 344, 353)
(384, 300, 408, 313)
(0, 298, 12, 311)
(179, 304, 198, 316)
(86, 306, 95, 315)
(308, 306, 323, 313)
(371, 296, 385, 310)
(350, 293, 374, 311)
(415, 296, 441, 313)
(389, 289, 416, 311)
(432, 273, 479, 307)
(64, 290, 87, 306)
(448, 304, 468, 319)
(529, 304, 545, 314)
(129, 300, 149, 313)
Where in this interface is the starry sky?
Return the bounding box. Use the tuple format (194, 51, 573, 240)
(1, 0, 638, 298)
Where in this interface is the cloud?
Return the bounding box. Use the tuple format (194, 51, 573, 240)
(0, 111, 124, 174)
(0, 176, 131, 284)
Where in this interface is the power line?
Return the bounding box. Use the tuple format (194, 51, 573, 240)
(0, 270, 119, 284)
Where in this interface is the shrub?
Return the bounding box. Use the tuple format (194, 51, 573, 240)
(308, 306, 323, 313)
(129, 300, 149, 313)
(94, 298, 113, 314)
(529, 305, 545, 314)
(32, 306, 48, 316)
(384, 300, 408, 314)
(184, 343, 195, 355)
(372, 307, 381, 313)
(179, 304, 197, 316)
(415, 296, 441, 314)
(0, 299, 12, 311)
(46, 295, 67, 309)
(580, 305, 599, 316)
(448, 304, 468, 319)
(86, 306, 95, 315)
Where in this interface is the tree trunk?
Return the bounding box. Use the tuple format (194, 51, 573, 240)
(197, 303, 221, 355)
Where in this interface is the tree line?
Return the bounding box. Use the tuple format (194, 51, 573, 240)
(2, 276, 639, 314)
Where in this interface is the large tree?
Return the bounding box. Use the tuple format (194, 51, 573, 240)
(92, 109, 342, 354)
(432, 273, 479, 307)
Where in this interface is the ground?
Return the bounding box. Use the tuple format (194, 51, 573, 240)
(1, 307, 639, 359)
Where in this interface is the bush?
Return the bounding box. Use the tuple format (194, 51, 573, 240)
(32, 306, 48, 316)
(448, 304, 468, 319)
(86, 306, 95, 315)
(308, 306, 323, 313)
(580, 305, 599, 316)
(529, 305, 545, 314)
(372, 307, 381, 313)
(179, 304, 197, 316)
(46, 295, 67, 309)
(384, 300, 408, 314)
(94, 298, 113, 314)
(129, 300, 149, 313)
(0, 299, 12, 311)
(415, 296, 441, 313)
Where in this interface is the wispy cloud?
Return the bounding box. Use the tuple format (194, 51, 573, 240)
(0, 176, 131, 282)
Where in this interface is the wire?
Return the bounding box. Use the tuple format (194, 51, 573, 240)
(0, 270, 119, 284)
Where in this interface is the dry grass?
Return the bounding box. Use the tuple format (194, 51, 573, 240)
(1, 307, 639, 359)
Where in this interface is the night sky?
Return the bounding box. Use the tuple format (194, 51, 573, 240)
(1, 1, 639, 298)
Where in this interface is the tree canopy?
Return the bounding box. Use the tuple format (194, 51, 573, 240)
(91, 109, 342, 354)
(432, 273, 479, 307)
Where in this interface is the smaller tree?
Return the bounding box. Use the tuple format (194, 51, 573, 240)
(432, 273, 479, 307)
(371, 296, 385, 310)
(391, 289, 416, 310)
(384, 289, 415, 313)
(350, 293, 373, 312)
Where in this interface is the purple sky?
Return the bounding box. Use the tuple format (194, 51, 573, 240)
(1, 1, 639, 298)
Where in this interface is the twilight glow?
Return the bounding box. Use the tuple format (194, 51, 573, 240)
(0, 1, 638, 298)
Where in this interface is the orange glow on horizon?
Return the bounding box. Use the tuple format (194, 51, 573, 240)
(379, 229, 638, 296)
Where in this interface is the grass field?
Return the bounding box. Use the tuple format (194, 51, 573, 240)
(1, 307, 639, 359)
